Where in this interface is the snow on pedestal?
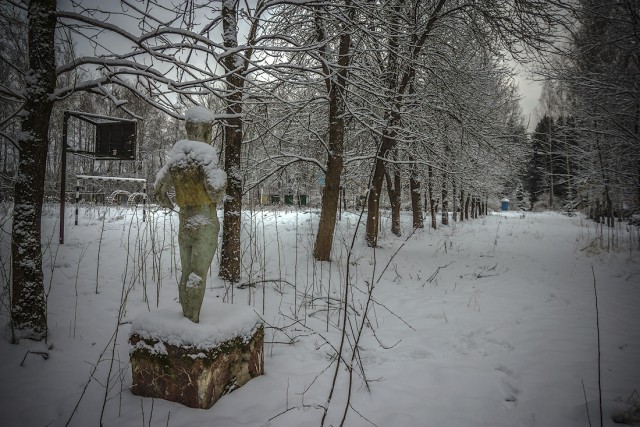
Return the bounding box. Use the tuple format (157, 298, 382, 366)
(129, 302, 264, 409)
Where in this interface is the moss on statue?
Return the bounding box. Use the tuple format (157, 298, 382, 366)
(129, 326, 264, 408)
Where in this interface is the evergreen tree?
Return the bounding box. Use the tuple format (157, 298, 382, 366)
(514, 182, 528, 211)
(526, 115, 553, 209)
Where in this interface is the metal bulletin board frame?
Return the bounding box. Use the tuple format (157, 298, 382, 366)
(59, 111, 139, 244)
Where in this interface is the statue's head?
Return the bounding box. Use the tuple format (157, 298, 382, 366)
(184, 106, 215, 144)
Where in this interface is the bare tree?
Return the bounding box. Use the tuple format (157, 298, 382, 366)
(555, 0, 640, 219)
(8, 0, 56, 341)
(311, 1, 357, 261)
(362, 0, 567, 246)
(3, 0, 258, 338)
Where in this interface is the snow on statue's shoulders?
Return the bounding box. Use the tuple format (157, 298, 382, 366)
(168, 139, 219, 168)
(155, 140, 227, 190)
(131, 302, 262, 350)
(172, 140, 226, 189)
(184, 105, 214, 123)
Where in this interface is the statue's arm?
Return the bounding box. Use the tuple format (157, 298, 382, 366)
(154, 170, 175, 209)
(205, 168, 227, 204)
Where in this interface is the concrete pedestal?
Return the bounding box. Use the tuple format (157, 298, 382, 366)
(129, 303, 263, 409)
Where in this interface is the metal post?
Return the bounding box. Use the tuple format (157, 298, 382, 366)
(75, 177, 80, 226)
(142, 180, 147, 222)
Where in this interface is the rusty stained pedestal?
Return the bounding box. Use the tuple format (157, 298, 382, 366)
(129, 304, 264, 409)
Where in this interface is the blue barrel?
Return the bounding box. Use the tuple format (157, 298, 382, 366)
(501, 198, 510, 211)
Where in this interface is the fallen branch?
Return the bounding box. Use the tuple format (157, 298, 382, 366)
(237, 278, 294, 290)
(20, 350, 49, 367)
(424, 261, 454, 286)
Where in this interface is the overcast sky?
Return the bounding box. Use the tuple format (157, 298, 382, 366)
(511, 58, 543, 133)
(518, 76, 542, 133)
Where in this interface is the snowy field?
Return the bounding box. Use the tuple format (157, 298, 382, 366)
(1, 204, 639, 427)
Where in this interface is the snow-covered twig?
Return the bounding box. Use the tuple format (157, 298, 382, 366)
(591, 265, 603, 427)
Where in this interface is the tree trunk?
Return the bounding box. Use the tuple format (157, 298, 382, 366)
(365, 0, 446, 246)
(452, 180, 458, 221)
(11, 0, 57, 342)
(365, 0, 401, 248)
(548, 132, 554, 210)
(219, 110, 243, 282)
(219, 1, 244, 282)
(464, 194, 471, 220)
(385, 149, 401, 236)
(441, 172, 448, 225)
(428, 165, 436, 229)
(313, 118, 344, 260)
(470, 196, 475, 218)
(409, 155, 423, 228)
(313, 2, 353, 260)
(366, 133, 394, 247)
(472, 196, 477, 218)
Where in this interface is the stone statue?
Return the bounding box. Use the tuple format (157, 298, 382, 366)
(154, 106, 227, 323)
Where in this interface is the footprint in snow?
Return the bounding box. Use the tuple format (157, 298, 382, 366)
(495, 364, 522, 409)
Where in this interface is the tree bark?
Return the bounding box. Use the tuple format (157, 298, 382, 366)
(313, 1, 353, 261)
(366, 132, 395, 247)
(548, 128, 555, 210)
(428, 165, 436, 229)
(441, 172, 448, 225)
(452, 179, 458, 222)
(365, 0, 401, 248)
(385, 149, 402, 236)
(11, 0, 57, 342)
(464, 194, 471, 220)
(471, 196, 476, 218)
(409, 155, 423, 228)
(219, 1, 244, 282)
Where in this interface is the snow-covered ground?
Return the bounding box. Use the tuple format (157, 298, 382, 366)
(1, 204, 639, 427)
